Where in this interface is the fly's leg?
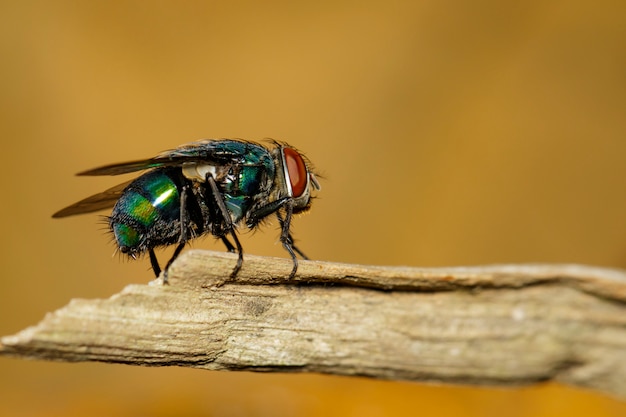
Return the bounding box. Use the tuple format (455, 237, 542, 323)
(148, 249, 162, 277)
(221, 236, 236, 253)
(276, 211, 309, 260)
(249, 197, 308, 278)
(247, 198, 288, 226)
(206, 174, 243, 278)
(163, 184, 190, 284)
(278, 200, 299, 279)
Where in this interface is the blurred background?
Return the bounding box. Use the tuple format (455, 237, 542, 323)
(1, 0, 625, 416)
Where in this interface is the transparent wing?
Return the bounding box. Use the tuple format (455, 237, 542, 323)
(77, 140, 254, 176)
(77, 157, 195, 176)
(52, 180, 133, 218)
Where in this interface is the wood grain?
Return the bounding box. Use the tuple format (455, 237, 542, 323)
(2, 250, 625, 399)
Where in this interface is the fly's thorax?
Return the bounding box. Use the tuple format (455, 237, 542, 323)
(184, 159, 275, 225)
(181, 161, 241, 223)
(271, 145, 320, 213)
(109, 169, 185, 254)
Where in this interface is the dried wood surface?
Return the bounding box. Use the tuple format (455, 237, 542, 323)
(2, 250, 625, 399)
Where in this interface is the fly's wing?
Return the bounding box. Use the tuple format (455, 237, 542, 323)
(78, 140, 255, 176)
(56, 140, 268, 216)
(52, 180, 133, 218)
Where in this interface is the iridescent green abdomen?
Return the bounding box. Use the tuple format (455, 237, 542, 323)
(110, 168, 183, 254)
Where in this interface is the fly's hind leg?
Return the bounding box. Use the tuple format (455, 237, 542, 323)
(221, 236, 236, 253)
(148, 249, 162, 277)
(162, 184, 190, 284)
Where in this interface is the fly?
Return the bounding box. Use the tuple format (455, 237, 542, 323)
(53, 139, 321, 283)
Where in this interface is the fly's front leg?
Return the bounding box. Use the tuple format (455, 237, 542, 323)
(205, 173, 243, 279)
(248, 197, 305, 278)
(276, 210, 309, 260)
(278, 200, 300, 279)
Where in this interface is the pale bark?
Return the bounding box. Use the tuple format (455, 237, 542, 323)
(2, 250, 625, 398)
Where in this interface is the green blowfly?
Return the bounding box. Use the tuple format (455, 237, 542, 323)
(53, 139, 321, 282)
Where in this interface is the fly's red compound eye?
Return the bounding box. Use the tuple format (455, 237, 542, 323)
(283, 147, 308, 197)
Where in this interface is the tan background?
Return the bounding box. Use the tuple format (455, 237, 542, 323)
(1, 1, 625, 416)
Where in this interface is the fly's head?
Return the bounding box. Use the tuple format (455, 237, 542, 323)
(272, 143, 321, 213)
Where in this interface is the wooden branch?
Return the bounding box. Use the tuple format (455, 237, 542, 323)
(2, 250, 625, 399)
